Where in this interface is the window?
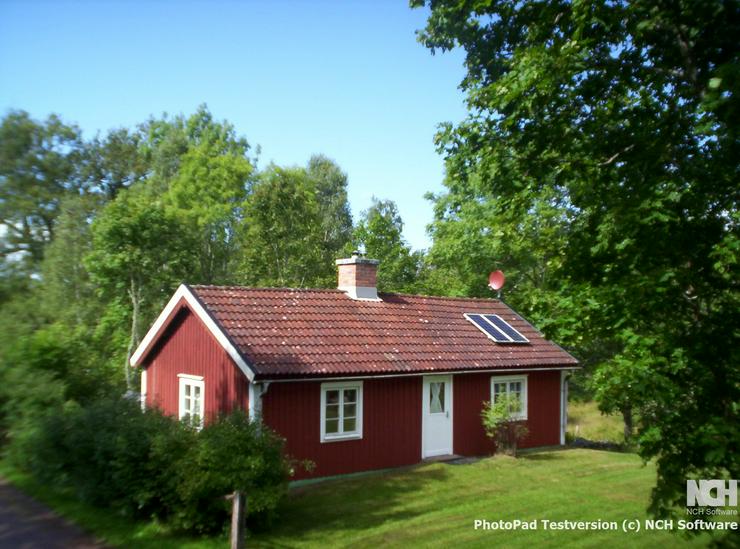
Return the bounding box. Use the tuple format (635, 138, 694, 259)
(490, 375, 527, 420)
(320, 381, 363, 442)
(178, 374, 204, 428)
(429, 381, 445, 413)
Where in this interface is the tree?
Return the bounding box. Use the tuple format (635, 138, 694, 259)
(238, 166, 329, 287)
(307, 154, 353, 271)
(82, 127, 148, 200)
(40, 195, 102, 327)
(85, 186, 197, 390)
(481, 394, 529, 457)
(414, 0, 739, 521)
(352, 198, 421, 293)
(0, 110, 85, 269)
(138, 106, 257, 285)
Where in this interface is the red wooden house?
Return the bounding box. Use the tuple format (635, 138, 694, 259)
(131, 255, 578, 479)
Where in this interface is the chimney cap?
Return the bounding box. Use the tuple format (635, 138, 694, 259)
(335, 256, 380, 266)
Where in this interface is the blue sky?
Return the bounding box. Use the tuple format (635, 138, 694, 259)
(0, 0, 468, 250)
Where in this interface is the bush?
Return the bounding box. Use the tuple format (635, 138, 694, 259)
(16, 397, 195, 519)
(481, 395, 529, 457)
(12, 398, 289, 534)
(173, 410, 290, 533)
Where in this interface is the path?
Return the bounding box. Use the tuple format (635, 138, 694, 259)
(0, 477, 107, 549)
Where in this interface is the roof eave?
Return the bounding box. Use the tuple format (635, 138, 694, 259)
(129, 284, 257, 382)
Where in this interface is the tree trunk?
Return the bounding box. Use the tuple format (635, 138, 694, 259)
(621, 406, 633, 442)
(124, 278, 142, 392)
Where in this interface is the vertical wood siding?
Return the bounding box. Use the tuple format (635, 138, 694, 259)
(144, 304, 248, 422)
(262, 377, 422, 480)
(263, 370, 562, 480)
(453, 370, 562, 456)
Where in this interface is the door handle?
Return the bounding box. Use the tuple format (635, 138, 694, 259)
(446, 411, 449, 418)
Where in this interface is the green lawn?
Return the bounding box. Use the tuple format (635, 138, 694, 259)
(2, 449, 720, 548)
(567, 401, 625, 443)
(249, 449, 714, 548)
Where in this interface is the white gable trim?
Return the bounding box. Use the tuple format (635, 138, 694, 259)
(129, 284, 255, 382)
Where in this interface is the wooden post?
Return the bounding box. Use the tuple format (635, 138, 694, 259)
(230, 490, 245, 549)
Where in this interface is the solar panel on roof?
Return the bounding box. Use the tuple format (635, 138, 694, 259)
(464, 313, 529, 344)
(466, 314, 510, 342)
(484, 314, 529, 342)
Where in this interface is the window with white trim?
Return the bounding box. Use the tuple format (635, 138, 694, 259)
(178, 374, 204, 428)
(320, 381, 363, 442)
(491, 375, 528, 420)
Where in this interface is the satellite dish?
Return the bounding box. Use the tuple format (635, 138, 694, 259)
(488, 270, 505, 290)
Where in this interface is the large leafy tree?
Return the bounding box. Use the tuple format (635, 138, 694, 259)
(307, 154, 354, 266)
(85, 186, 197, 390)
(0, 111, 86, 269)
(352, 198, 422, 293)
(82, 127, 148, 200)
(414, 0, 739, 520)
(238, 166, 329, 287)
(144, 106, 256, 285)
(163, 140, 254, 285)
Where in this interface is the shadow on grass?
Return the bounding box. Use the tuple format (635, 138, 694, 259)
(253, 464, 451, 545)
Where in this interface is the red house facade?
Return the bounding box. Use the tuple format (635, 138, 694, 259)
(132, 256, 578, 480)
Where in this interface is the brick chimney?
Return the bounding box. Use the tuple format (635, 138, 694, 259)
(336, 252, 381, 301)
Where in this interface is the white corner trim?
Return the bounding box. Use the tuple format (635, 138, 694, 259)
(560, 370, 569, 445)
(320, 380, 364, 443)
(140, 369, 147, 411)
(129, 284, 255, 382)
(490, 374, 528, 420)
(248, 382, 262, 420)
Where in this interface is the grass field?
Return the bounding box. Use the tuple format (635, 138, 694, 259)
(248, 449, 713, 548)
(2, 449, 720, 548)
(567, 401, 625, 443)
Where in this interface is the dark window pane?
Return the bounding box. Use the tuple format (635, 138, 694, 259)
(326, 390, 340, 405)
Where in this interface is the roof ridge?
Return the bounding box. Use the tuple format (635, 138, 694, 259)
(189, 285, 504, 303)
(190, 285, 343, 293)
(380, 292, 502, 303)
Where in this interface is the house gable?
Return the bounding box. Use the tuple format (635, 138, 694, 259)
(130, 284, 255, 382)
(143, 305, 250, 422)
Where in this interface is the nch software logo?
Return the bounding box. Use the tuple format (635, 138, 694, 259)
(686, 480, 737, 507)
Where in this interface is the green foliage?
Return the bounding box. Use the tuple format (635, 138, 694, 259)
(481, 396, 529, 456)
(238, 165, 332, 287)
(0, 110, 85, 269)
(414, 0, 740, 521)
(0, 324, 114, 447)
(174, 411, 290, 533)
(15, 398, 193, 519)
(82, 127, 148, 200)
(11, 399, 289, 534)
(86, 186, 198, 388)
(352, 198, 422, 293)
(307, 154, 354, 275)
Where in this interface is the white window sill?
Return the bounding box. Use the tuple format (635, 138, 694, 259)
(321, 433, 362, 443)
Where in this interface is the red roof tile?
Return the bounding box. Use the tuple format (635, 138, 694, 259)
(188, 286, 578, 379)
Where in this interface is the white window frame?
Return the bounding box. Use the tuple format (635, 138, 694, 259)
(320, 380, 363, 443)
(490, 375, 528, 420)
(178, 374, 205, 429)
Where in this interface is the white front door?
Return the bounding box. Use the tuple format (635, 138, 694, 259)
(422, 375, 453, 458)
